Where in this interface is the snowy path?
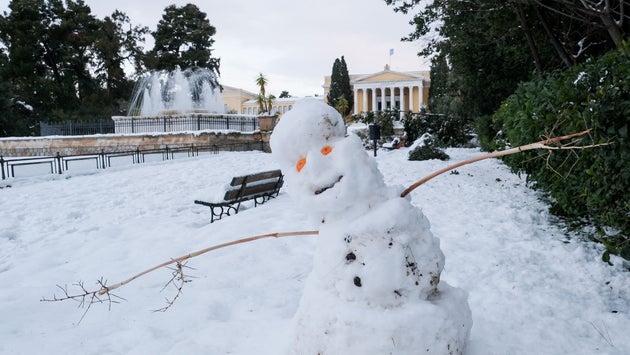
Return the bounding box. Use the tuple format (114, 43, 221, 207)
(0, 148, 628, 354)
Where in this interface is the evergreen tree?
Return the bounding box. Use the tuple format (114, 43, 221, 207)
(338, 56, 353, 116)
(0, 0, 150, 134)
(92, 10, 148, 116)
(385, 0, 626, 122)
(427, 52, 451, 114)
(327, 58, 341, 109)
(147, 3, 219, 73)
(327, 56, 353, 116)
(0, 0, 104, 120)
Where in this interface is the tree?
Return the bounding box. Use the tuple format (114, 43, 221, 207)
(94, 11, 148, 96)
(327, 56, 353, 116)
(0, 0, 150, 134)
(335, 95, 349, 117)
(255, 73, 272, 114)
(91, 11, 148, 116)
(146, 3, 219, 73)
(267, 94, 276, 114)
(279, 90, 291, 98)
(384, 0, 574, 139)
(427, 52, 451, 114)
(0, 0, 104, 127)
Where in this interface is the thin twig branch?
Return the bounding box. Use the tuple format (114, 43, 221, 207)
(152, 261, 193, 312)
(97, 230, 319, 296)
(41, 278, 126, 323)
(401, 129, 607, 197)
(42, 230, 319, 316)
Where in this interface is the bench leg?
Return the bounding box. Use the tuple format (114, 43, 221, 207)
(206, 204, 241, 223)
(210, 206, 224, 223)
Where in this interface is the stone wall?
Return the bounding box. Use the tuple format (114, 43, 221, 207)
(0, 131, 272, 157)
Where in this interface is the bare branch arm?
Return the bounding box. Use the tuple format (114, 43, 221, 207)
(400, 129, 606, 197)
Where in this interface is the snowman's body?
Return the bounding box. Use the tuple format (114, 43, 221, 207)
(270, 99, 472, 354)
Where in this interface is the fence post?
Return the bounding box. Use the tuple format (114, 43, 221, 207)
(226, 116, 230, 130)
(197, 116, 201, 130)
(56, 152, 63, 174)
(131, 118, 135, 133)
(163, 117, 167, 132)
(0, 156, 5, 180)
(100, 149, 106, 169)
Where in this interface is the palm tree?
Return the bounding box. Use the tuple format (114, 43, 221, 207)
(266, 94, 276, 114)
(255, 73, 270, 113)
(256, 94, 267, 114)
(256, 73, 268, 97)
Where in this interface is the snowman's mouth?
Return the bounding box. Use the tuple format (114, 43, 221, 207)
(314, 176, 343, 195)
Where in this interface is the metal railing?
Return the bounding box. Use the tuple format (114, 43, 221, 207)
(40, 115, 259, 136)
(0, 141, 264, 180)
(40, 119, 115, 136)
(111, 115, 258, 134)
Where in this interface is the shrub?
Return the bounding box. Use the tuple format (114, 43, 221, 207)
(403, 110, 473, 148)
(408, 135, 450, 161)
(493, 45, 630, 260)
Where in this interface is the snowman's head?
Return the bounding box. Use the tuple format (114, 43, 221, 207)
(270, 98, 386, 222)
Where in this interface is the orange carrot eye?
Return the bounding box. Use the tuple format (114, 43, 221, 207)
(296, 157, 307, 172)
(321, 145, 333, 156)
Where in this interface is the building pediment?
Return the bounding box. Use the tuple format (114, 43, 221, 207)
(353, 70, 425, 84)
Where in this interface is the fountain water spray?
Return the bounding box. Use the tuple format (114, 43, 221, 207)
(127, 67, 225, 116)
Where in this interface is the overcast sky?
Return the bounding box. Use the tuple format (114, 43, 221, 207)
(0, 0, 429, 97)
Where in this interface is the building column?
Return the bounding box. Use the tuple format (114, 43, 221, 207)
(381, 88, 386, 111)
(390, 87, 395, 110)
(400, 87, 406, 112)
(372, 87, 377, 112)
(418, 83, 423, 109)
(354, 88, 359, 114)
(411, 86, 416, 111)
(362, 89, 368, 114)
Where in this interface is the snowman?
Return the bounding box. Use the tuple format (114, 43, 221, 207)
(270, 98, 472, 354)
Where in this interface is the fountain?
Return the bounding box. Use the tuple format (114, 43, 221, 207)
(112, 67, 258, 134)
(127, 67, 225, 116)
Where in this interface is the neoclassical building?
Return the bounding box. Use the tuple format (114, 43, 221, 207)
(221, 65, 430, 116)
(221, 85, 303, 116)
(323, 65, 430, 114)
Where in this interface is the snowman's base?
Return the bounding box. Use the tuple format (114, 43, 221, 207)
(285, 281, 472, 355)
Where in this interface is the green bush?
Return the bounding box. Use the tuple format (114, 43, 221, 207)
(353, 109, 397, 137)
(403, 110, 472, 148)
(493, 45, 630, 260)
(408, 136, 450, 161)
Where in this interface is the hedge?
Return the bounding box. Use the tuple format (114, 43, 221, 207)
(492, 44, 630, 261)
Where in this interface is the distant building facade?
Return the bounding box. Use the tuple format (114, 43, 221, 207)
(221, 65, 429, 117)
(220, 85, 258, 114)
(323, 65, 430, 115)
(221, 85, 315, 117)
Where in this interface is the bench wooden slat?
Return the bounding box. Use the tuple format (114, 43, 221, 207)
(223, 180, 283, 201)
(230, 169, 283, 186)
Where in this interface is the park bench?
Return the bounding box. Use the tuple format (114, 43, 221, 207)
(194, 169, 284, 223)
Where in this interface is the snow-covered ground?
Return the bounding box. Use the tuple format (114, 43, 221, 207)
(0, 146, 628, 354)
